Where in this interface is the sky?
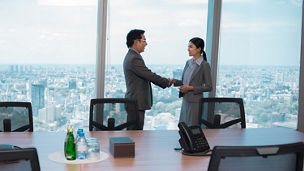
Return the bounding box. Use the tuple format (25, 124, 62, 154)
(0, 0, 302, 65)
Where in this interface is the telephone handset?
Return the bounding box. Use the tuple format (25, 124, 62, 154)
(0, 144, 21, 151)
(178, 122, 210, 154)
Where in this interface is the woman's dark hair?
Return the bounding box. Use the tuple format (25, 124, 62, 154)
(126, 29, 145, 48)
(189, 37, 207, 61)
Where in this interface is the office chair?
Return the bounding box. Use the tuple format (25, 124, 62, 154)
(0, 102, 33, 132)
(207, 142, 304, 171)
(0, 147, 40, 171)
(199, 98, 246, 128)
(89, 98, 139, 131)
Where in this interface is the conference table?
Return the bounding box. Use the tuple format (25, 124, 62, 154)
(1, 128, 304, 171)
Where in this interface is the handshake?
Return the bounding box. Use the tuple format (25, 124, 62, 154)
(168, 78, 176, 87)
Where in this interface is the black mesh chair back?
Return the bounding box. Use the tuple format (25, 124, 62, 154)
(0, 102, 33, 132)
(208, 142, 304, 171)
(89, 98, 139, 131)
(199, 98, 246, 128)
(0, 147, 40, 171)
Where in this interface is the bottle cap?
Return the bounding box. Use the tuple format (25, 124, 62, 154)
(67, 125, 73, 132)
(77, 128, 83, 134)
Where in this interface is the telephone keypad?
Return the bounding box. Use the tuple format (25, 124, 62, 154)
(192, 134, 209, 152)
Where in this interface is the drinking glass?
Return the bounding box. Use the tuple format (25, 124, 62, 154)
(87, 138, 100, 160)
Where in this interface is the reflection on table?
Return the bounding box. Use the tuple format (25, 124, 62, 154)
(0, 128, 304, 171)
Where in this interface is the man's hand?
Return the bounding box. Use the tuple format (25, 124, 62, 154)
(168, 78, 176, 87)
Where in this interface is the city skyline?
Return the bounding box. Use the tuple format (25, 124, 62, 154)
(0, 64, 299, 131)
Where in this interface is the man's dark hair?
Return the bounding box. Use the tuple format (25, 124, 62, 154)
(126, 29, 145, 48)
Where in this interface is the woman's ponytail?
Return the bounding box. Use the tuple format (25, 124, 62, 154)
(202, 50, 207, 61)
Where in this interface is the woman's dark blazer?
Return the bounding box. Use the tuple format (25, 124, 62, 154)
(175, 59, 212, 102)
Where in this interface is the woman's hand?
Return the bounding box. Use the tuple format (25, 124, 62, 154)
(179, 85, 194, 93)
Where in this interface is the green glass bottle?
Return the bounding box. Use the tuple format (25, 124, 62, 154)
(64, 125, 76, 160)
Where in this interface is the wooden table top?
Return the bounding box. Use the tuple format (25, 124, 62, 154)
(1, 128, 304, 171)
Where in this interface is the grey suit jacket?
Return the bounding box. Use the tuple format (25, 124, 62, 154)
(123, 49, 169, 110)
(175, 58, 212, 102)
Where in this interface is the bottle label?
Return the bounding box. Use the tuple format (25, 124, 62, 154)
(77, 145, 87, 151)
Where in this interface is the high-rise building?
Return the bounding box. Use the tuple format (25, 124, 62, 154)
(15, 65, 18, 72)
(31, 84, 45, 116)
(20, 65, 24, 72)
(46, 101, 57, 122)
(38, 108, 47, 122)
(69, 79, 77, 89)
(10, 65, 14, 72)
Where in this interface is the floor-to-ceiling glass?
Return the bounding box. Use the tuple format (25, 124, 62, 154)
(106, 0, 208, 130)
(217, 0, 302, 128)
(0, 0, 98, 131)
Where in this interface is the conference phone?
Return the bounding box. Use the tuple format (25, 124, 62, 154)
(177, 122, 211, 155)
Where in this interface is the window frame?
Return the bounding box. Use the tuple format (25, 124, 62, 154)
(97, 0, 304, 131)
(298, 1, 304, 132)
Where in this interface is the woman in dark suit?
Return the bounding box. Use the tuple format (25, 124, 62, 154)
(173, 37, 212, 126)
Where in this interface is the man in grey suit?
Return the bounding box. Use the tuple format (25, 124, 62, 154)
(123, 29, 172, 130)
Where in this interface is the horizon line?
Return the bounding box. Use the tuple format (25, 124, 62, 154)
(0, 64, 300, 67)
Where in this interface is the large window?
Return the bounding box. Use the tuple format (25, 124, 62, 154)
(0, 0, 98, 131)
(217, 0, 302, 128)
(2, 0, 303, 131)
(105, 0, 208, 129)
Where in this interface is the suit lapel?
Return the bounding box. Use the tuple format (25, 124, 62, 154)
(181, 62, 189, 82)
(189, 63, 202, 83)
